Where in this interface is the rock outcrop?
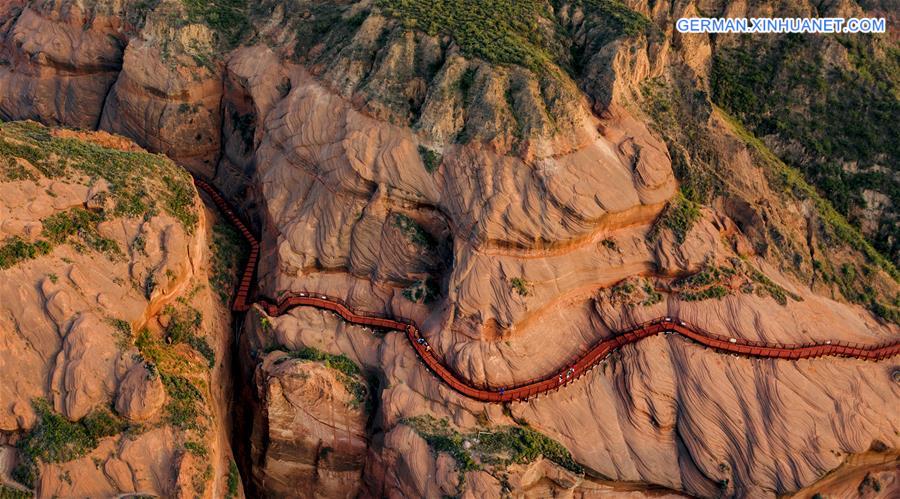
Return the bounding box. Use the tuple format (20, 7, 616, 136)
(1, 1, 898, 497)
(0, 122, 236, 497)
(115, 363, 166, 423)
(0, 4, 124, 128)
(249, 352, 368, 497)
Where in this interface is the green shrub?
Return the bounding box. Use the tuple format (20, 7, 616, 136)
(641, 281, 662, 306)
(403, 278, 440, 303)
(674, 261, 802, 305)
(649, 191, 701, 244)
(747, 265, 802, 306)
(163, 306, 202, 343)
(2, 206, 123, 267)
(288, 347, 360, 377)
(0, 484, 31, 498)
(1, 157, 36, 181)
(132, 321, 211, 434)
(510, 277, 530, 297)
(210, 222, 247, 304)
(226, 459, 241, 499)
(0, 237, 51, 269)
(184, 441, 209, 457)
(392, 213, 435, 249)
(0, 121, 199, 233)
(477, 426, 583, 473)
(377, 0, 557, 71)
(14, 400, 125, 486)
(226, 459, 240, 498)
(181, 0, 250, 49)
(404, 415, 583, 476)
(404, 416, 478, 471)
(161, 374, 205, 431)
(163, 306, 215, 368)
(418, 146, 442, 173)
(41, 208, 121, 257)
(580, 0, 651, 37)
(162, 175, 199, 231)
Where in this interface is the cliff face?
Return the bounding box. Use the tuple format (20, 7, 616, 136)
(0, 1, 898, 498)
(0, 123, 237, 497)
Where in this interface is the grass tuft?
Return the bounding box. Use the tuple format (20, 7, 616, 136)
(648, 191, 701, 245)
(377, 0, 557, 71)
(404, 415, 584, 477)
(418, 145, 442, 173)
(0, 237, 51, 269)
(210, 222, 247, 304)
(0, 121, 198, 233)
(392, 213, 435, 249)
(13, 400, 125, 487)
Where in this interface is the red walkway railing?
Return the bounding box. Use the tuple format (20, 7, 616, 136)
(193, 177, 900, 404)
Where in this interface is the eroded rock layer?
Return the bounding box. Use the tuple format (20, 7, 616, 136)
(0, 0, 898, 498)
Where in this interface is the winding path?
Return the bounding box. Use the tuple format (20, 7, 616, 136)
(194, 177, 900, 404)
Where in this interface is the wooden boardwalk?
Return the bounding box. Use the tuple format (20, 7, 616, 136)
(194, 177, 900, 403)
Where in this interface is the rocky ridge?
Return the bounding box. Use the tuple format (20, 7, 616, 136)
(0, 122, 239, 497)
(0, 0, 898, 498)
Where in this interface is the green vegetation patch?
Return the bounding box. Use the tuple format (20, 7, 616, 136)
(676, 265, 732, 302)
(132, 308, 212, 435)
(0, 121, 198, 232)
(377, 0, 558, 71)
(42, 208, 121, 257)
(674, 260, 802, 305)
(163, 305, 215, 369)
(719, 110, 897, 281)
(0, 206, 124, 271)
(510, 277, 530, 297)
(745, 265, 801, 306)
(404, 415, 584, 478)
(403, 278, 440, 303)
(392, 213, 435, 249)
(13, 400, 125, 486)
(210, 222, 247, 304)
(639, 77, 723, 207)
(0, 237, 51, 270)
(642, 281, 662, 306)
(1, 157, 36, 181)
(579, 0, 652, 37)
(160, 373, 206, 432)
(0, 484, 31, 498)
(181, 0, 250, 50)
(609, 278, 662, 307)
(226, 459, 240, 498)
(823, 260, 900, 325)
(418, 146, 442, 173)
(711, 34, 899, 262)
(405, 415, 478, 472)
(648, 191, 701, 245)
